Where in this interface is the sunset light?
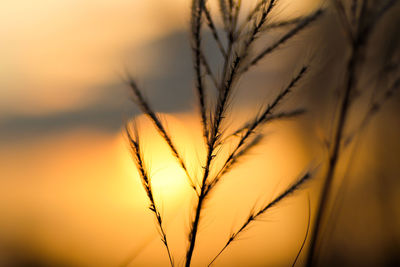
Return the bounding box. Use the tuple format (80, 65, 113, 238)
(1, 0, 399, 267)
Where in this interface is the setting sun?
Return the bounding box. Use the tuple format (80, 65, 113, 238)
(1, 0, 399, 267)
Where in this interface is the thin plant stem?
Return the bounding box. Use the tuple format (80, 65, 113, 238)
(192, 0, 209, 144)
(207, 67, 308, 193)
(126, 124, 174, 267)
(209, 172, 312, 266)
(241, 9, 323, 74)
(320, 74, 400, 260)
(306, 42, 361, 267)
(306, 1, 398, 265)
(200, 51, 219, 90)
(292, 194, 311, 267)
(203, 4, 227, 57)
(185, 3, 276, 264)
(128, 79, 197, 191)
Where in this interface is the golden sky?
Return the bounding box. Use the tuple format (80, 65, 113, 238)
(0, 1, 325, 266)
(0, 113, 314, 266)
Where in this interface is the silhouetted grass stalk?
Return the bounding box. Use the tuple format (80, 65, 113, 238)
(186, 2, 282, 265)
(126, 124, 174, 266)
(209, 172, 312, 266)
(128, 79, 196, 191)
(125, 1, 324, 266)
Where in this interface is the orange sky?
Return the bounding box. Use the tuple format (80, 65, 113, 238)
(0, 1, 325, 266)
(0, 112, 317, 266)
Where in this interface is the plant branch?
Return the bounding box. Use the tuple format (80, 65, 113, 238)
(209, 172, 312, 266)
(191, 0, 209, 144)
(306, 43, 360, 267)
(230, 109, 305, 137)
(128, 78, 196, 191)
(185, 3, 278, 264)
(126, 124, 174, 267)
(203, 4, 227, 57)
(207, 67, 308, 193)
(200, 51, 219, 90)
(237, 0, 276, 35)
(241, 9, 323, 74)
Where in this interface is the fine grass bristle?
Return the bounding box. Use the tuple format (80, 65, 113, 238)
(241, 9, 323, 74)
(209, 171, 312, 266)
(128, 78, 196, 190)
(125, 123, 174, 267)
(125, 1, 325, 266)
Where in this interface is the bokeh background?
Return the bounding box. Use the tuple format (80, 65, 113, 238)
(1, 0, 399, 266)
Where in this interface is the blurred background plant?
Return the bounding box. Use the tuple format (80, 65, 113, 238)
(306, 0, 400, 266)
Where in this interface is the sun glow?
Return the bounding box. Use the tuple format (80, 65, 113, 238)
(141, 146, 189, 204)
(0, 0, 327, 264)
(0, 110, 316, 266)
(126, 113, 204, 205)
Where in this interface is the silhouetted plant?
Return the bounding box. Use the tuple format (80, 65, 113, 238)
(125, 1, 323, 266)
(306, 0, 400, 265)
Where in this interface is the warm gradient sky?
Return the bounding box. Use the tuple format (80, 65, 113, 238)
(0, 0, 319, 117)
(0, 1, 341, 266)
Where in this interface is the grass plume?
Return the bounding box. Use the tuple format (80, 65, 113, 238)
(128, 78, 196, 191)
(125, 1, 323, 266)
(126, 123, 174, 266)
